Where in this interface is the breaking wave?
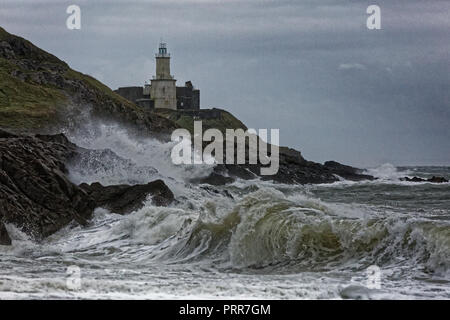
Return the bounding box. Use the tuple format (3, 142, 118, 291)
(130, 188, 449, 276)
(365, 163, 412, 181)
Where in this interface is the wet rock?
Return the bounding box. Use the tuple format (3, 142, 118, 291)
(35, 133, 77, 148)
(0, 128, 18, 139)
(427, 176, 449, 183)
(199, 150, 374, 186)
(324, 161, 374, 181)
(0, 222, 11, 245)
(402, 176, 426, 182)
(402, 176, 448, 183)
(200, 185, 234, 199)
(0, 130, 95, 239)
(79, 179, 174, 214)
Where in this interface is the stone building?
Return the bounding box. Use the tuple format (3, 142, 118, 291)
(115, 42, 200, 110)
(176, 81, 200, 110)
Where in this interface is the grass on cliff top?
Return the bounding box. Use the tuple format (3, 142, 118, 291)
(0, 67, 141, 131)
(155, 108, 248, 134)
(0, 59, 67, 130)
(0, 26, 66, 129)
(0, 26, 146, 131)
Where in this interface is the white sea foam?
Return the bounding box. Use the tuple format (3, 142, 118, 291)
(365, 163, 412, 181)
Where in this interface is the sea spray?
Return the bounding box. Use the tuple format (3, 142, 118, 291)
(66, 121, 215, 186)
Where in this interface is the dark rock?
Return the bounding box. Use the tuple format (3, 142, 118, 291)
(279, 147, 307, 165)
(0, 128, 18, 139)
(427, 176, 448, 183)
(79, 179, 174, 214)
(198, 147, 374, 186)
(200, 185, 234, 199)
(324, 161, 358, 173)
(0, 222, 11, 245)
(0, 130, 95, 239)
(402, 176, 426, 182)
(35, 133, 76, 147)
(401, 176, 448, 183)
(324, 161, 374, 181)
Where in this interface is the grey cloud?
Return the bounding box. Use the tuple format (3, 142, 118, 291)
(338, 63, 366, 70)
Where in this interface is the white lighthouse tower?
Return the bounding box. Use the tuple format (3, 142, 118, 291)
(150, 42, 177, 109)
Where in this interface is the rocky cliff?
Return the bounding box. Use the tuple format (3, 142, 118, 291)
(0, 129, 94, 240)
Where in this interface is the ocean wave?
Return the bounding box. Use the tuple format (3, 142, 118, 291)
(120, 188, 449, 275)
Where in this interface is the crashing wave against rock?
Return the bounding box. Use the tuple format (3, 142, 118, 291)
(0, 129, 174, 244)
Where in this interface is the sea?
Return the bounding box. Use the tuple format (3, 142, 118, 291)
(0, 123, 449, 299)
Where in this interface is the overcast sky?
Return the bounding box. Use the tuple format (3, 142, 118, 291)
(1, 0, 449, 167)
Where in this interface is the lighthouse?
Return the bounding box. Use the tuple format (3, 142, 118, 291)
(150, 42, 177, 109)
(115, 41, 200, 110)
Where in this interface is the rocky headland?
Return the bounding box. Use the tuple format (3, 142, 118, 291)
(1, 26, 445, 246)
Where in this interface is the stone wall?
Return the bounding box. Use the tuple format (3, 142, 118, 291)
(115, 87, 144, 103)
(176, 81, 200, 110)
